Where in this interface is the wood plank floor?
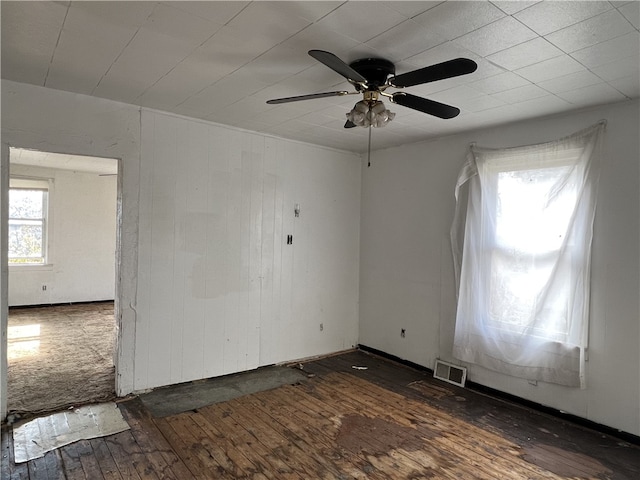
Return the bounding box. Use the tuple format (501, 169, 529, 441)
(2, 350, 639, 479)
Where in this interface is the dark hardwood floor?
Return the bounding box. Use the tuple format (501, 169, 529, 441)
(2, 350, 639, 479)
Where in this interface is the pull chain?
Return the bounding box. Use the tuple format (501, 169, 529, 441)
(367, 124, 372, 168)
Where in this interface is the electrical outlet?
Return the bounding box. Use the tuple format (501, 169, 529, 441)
(401, 328, 406, 338)
(42, 285, 47, 291)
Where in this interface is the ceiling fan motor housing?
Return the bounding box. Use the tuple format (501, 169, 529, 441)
(349, 58, 395, 90)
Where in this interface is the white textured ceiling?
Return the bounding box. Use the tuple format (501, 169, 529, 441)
(10, 148, 118, 175)
(2, 1, 639, 153)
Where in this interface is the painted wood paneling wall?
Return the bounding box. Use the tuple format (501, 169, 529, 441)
(135, 111, 360, 391)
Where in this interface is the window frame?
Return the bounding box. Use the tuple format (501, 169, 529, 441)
(480, 151, 582, 344)
(8, 177, 52, 267)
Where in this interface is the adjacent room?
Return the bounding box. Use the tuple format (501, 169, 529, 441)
(7, 149, 118, 415)
(1, 1, 639, 478)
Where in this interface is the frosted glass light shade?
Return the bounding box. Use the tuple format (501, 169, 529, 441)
(346, 100, 395, 128)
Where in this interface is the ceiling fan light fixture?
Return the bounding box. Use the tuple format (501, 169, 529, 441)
(266, 50, 478, 130)
(346, 100, 395, 128)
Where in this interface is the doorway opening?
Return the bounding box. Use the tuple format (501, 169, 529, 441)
(6, 148, 119, 417)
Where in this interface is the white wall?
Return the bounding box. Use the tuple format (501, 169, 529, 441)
(359, 99, 640, 436)
(134, 111, 360, 391)
(1, 81, 361, 410)
(8, 164, 117, 306)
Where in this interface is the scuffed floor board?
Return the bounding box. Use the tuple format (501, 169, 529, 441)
(140, 365, 307, 417)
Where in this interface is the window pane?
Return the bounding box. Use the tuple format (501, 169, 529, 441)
(9, 189, 44, 219)
(8, 221, 44, 261)
(495, 166, 575, 254)
(486, 164, 578, 339)
(489, 251, 569, 341)
(8, 187, 46, 264)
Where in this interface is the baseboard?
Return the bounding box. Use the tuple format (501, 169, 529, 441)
(357, 344, 640, 446)
(358, 344, 434, 374)
(281, 347, 358, 368)
(8, 299, 115, 309)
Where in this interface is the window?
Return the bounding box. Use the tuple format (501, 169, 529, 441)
(487, 157, 579, 343)
(8, 178, 50, 265)
(451, 123, 605, 387)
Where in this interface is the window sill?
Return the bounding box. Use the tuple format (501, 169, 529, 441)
(9, 263, 54, 272)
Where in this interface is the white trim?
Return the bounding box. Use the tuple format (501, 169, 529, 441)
(1, 143, 9, 421)
(8, 263, 54, 272)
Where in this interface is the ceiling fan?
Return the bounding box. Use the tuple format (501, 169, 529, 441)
(266, 50, 478, 129)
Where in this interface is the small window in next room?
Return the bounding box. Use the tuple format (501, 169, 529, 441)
(8, 178, 50, 265)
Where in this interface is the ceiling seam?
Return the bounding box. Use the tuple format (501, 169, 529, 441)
(133, 27, 224, 104)
(172, 1, 349, 113)
(43, 3, 70, 87)
(223, 1, 253, 26)
(91, 3, 157, 96)
(133, 0, 256, 104)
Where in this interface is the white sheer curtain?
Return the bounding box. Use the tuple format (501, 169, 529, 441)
(451, 122, 605, 387)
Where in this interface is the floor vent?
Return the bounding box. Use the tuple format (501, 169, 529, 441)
(433, 359, 467, 387)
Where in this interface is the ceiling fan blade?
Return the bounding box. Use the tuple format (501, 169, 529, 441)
(344, 120, 357, 129)
(266, 90, 350, 104)
(391, 58, 478, 88)
(308, 50, 368, 85)
(392, 93, 460, 119)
